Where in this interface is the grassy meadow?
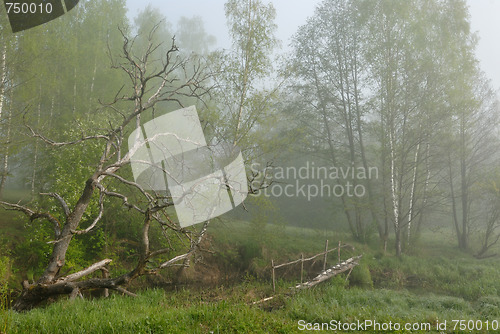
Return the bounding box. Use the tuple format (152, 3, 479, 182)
(2, 220, 500, 333)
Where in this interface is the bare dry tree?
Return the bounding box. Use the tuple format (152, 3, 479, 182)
(0, 25, 216, 311)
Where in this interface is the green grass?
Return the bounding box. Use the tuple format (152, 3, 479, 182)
(286, 279, 500, 333)
(2, 288, 297, 334)
(2, 219, 500, 333)
(3, 281, 500, 333)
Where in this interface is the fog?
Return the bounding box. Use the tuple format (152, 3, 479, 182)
(125, 0, 500, 91)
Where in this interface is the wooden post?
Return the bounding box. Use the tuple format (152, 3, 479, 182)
(323, 239, 328, 271)
(345, 266, 354, 282)
(100, 267, 109, 298)
(338, 240, 341, 264)
(300, 253, 304, 284)
(271, 259, 276, 293)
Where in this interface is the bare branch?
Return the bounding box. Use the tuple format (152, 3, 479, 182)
(41, 192, 70, 218)
(147, 247, 171, 259)
(141, 210, 152, 260)
(99, 172, 154, 201)
(25, 121, 109, 147)
(69, 287, 82, 300)
(57, 259, 112, 283)
(0, 201, 61, 238)
(72, 191, 105, 235)
(112, 286, 138, 297)
(95, 182, 145, 213)
(158, 221, 209, 269)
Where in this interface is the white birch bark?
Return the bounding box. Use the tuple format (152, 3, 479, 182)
(0, 44, 7, 120)
(389, 126, 401, 255)
(407, 142, 420, 245)
(31, 85, 42, 195)
(0, 96, 12, 197)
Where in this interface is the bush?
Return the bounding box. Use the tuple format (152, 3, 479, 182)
(348, 263, 373, 288)
(238, 240, 262, 270)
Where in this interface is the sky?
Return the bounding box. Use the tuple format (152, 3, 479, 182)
(125, 0, 500, 92)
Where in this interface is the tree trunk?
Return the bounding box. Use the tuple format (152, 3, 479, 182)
(395, 227, 402, 257)
(459, 111, 468, 250)
(311, 65, 356, 237)
(448, 154, 463, 249)
(415, 143, 430, 238)
(0, 96, 12, 199)
(336, 49, 363, 240)
(0, 44, 8, 199)
(460, 156, 468, 250)
(388, 122, 401, 256)
(355, 82, 380, 241)
(0, 43, 7, 120)
(407, 142, 421, 245)
(379, 113, 390, 251)
(31, 85, 43, 196)
(38, 178, 97, 284)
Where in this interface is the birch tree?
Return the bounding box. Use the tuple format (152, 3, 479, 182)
(0, 16, 20, 199)
(286, 0, 482, 255)
(232, 0, 277, 139)
(288, 0, 383, 241)
(207, 0, 283, 191)
(365, 0, 481, 255)
(474, 165, 500, 258)
(445, 72, 500, 251)
(9, 0, 128, 196)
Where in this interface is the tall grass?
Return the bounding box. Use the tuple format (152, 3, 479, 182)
(0, 256, 13, 334)
(3, 289, 297, 334)
(2, 222, 500, 333)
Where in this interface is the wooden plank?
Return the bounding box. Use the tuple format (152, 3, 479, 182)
(323, 240, 329, 271)
(272, 259, 276, 293)
(338, 240, 341, 264)
(295, 255, 362, 290)
(300, 253, 304, 284)
(253, 255, 363, 305)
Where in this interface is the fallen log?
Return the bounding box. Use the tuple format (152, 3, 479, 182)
(295, 255, 362, 289)
(252, 255, 362, 305)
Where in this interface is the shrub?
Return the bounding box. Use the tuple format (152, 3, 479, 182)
(348, 263, 373, 288)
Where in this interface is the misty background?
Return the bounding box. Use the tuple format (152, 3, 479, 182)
(125, 0, 500, 92)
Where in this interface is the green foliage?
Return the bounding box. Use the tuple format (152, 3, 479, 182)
(224, 0, 278, 77)
(1, 225, 500, 333)
(238, 240, 262, 272)
(348, 262, 373, 288)
(204, 0, 286, 173)
(12, 120, 110, 277)
(13, 222, 53, 277)
(0, 256, 12, 332)
(247, 194, 279, 242)
(4, 289, 297, 333)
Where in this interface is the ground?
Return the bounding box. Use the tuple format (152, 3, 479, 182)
(1, 219, 500, 333)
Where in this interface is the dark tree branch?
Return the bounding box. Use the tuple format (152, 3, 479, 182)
(0, 201, 61, 238)
(41, 192, 70, 218)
